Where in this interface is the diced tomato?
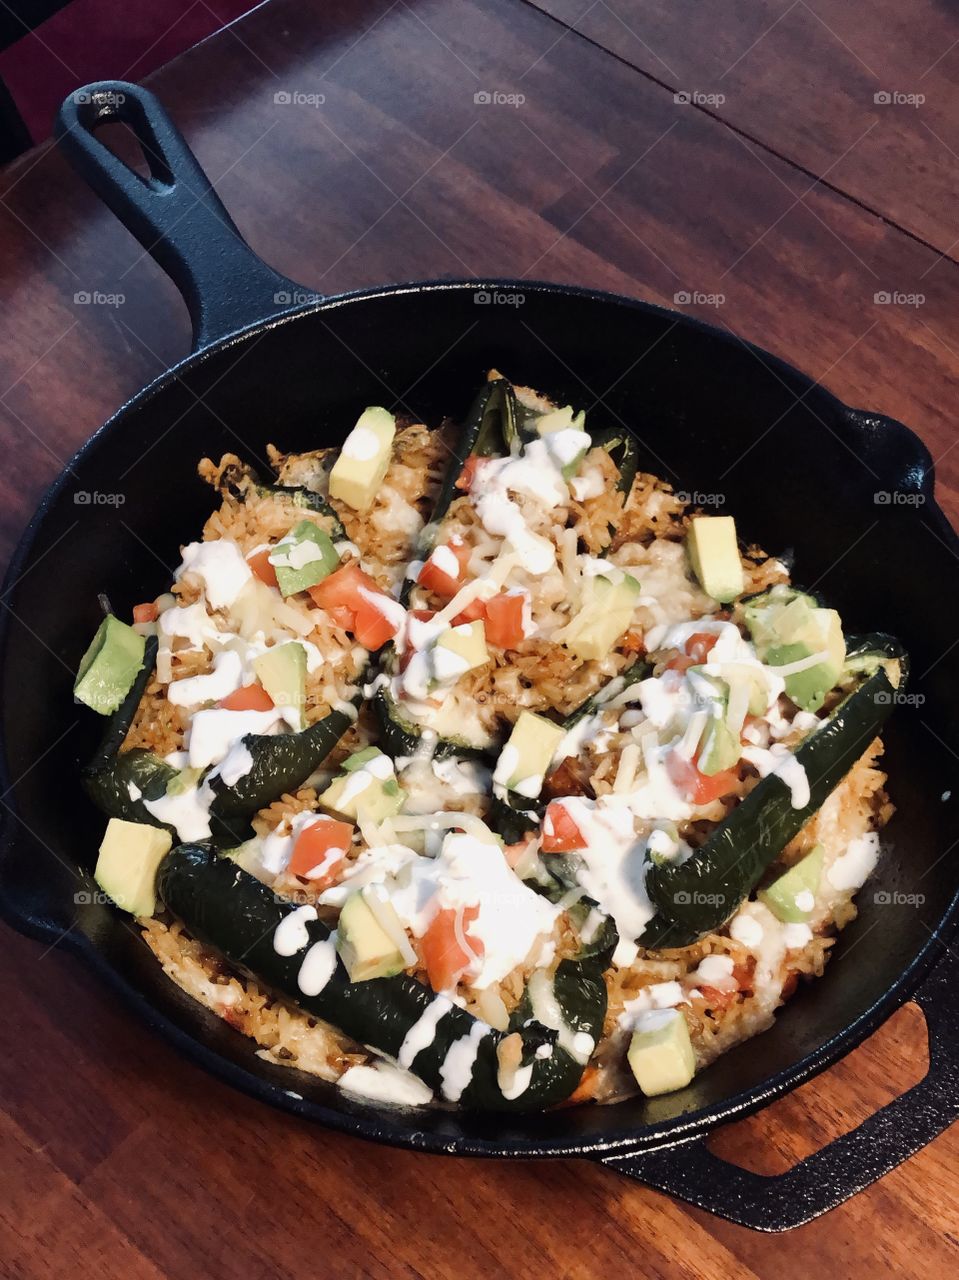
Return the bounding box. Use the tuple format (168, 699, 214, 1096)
(483, 593, 525, 649)
(308, 561, 379, 612)
(288, 817, 354, 884)
(665, 652, 697, 673)
(452, 597, 487, 625)
(325, 604, 355, 631)
(422, 905, 483, 991)
(247, 547, 279, 589)
(417, 539, 470, 600)
(132, 602, 158, 624)
(697, 984, 739, 1012)
(455, 455, 487, 492)
(686, 631, 719, 664)
(541, 801, 586, 853)
(666, 751, 740, 804)
(308, 563, 400, 650)
(352, 598, 399, 650)
(622, 628, 646, 654)
(219, 683, 274, 712)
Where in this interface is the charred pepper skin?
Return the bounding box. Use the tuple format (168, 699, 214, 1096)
(156, 842, 616, 1111)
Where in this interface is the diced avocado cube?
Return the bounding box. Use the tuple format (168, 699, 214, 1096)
(166, 765, 205, 796)
(435, 620, 489, 673)
(74, 614, 146, 715)
(268, 520, 339, 596)
(320, 753, 407, 822)
(342, 745, 384, 771)
(686, 516, 744, 603)
(253, 642, 306, 729)
(746, 587, 846, 712)
(336, 890, 406, 981)
(697, 712, 740, 776)
(94, 818, 173, 917)
(329, 406, 396, 511)
(535, 405, 586, 435)
(562, 573, 641, 662)
(225, 838, 269, 881)
(715, 663, 769, 717)
(774, 609, 845, 712)
(627, 1008, 697, 1096)
(496, 710, 566, 798)
(743, 585, 815, 642)
(759, 843, 825, 922)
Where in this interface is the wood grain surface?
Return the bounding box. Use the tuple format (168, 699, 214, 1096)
(1, 0, 957, 1275)
(529, 0, 959, 258)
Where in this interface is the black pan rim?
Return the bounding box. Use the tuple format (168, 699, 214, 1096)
(13, 895, 953, 1160)
(1, 274, 956, 1157)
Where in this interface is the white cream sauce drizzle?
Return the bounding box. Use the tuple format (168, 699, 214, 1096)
(398, 995, 454, 1069)
(439, 1021, 491, 1102)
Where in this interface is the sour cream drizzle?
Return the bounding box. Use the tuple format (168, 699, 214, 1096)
(439, 1021, 491, 1102)
(398, 995, 454, 1069)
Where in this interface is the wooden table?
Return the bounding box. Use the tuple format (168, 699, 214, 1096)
(2, 1, 957, 1274)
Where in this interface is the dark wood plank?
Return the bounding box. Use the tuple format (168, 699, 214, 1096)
(527, 0, 959, 259)
(0, 0, 957, 1276)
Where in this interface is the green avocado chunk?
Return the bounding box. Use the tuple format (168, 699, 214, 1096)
(74, 614, 146, 715)
(336, 891, 407, 981)
(94, 818, 173, 916)
(758, 843, 825, 922)
(744, 585, 846, 712)
(253, 642, 306, 729)
(269, 520, 339, 596)
(627, 1008, 697, 1096)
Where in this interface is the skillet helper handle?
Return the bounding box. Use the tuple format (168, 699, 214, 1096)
(55, 81, 307, 352)
(593, 940, 959, 1231)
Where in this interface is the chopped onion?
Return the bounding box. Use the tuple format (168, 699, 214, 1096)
(362, 884, 418, 968)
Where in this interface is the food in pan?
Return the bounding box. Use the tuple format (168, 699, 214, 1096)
(75, 372, 906, 1111)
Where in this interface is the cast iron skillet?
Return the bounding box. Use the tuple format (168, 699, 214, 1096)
(1, 82, 957, 1232)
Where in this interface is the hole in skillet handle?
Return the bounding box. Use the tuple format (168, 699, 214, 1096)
(592, 937, 959, 1231)
(53, 80, 312, 353)
(840, 407, 936, 507)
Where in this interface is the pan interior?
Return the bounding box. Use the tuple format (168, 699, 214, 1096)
(2, 283, 956, 1152)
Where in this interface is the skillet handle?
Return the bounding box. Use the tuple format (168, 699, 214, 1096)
(54, 81, 308, 352)
(592, 939, 959, 1231)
